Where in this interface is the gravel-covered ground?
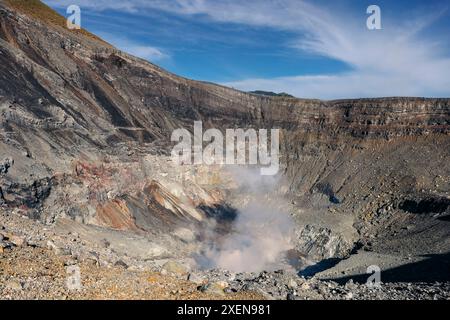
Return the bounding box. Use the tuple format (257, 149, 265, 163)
(1, 210, 449, 300)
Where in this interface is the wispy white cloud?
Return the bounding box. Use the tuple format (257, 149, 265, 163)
(165, 0, 450, 98)
(44, 0, 450, 98)
(125, 45, 168, 61)
(44, 0, 142, 12)
(96, 33, 169, 62)
(223, 71, 450, 100)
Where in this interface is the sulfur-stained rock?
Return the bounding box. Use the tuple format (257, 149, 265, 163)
(161, 261, 189, 277)
(173, 228, 196, 243)
(0, 0, 449, 302)
(198, 282, 226, 296)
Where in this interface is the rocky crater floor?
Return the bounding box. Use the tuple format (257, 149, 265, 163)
(0, 0, 449, 300)
(1, 208, 449, 300)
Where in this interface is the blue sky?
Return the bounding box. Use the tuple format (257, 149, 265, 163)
(44, 0, 450, 99)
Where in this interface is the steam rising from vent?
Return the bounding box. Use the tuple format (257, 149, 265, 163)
(198, 167, 295, 272)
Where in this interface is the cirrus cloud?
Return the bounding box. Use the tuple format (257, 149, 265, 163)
(44, 0, 450, 99)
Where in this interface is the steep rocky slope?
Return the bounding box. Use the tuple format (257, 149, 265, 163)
(0, 0, 449, 299)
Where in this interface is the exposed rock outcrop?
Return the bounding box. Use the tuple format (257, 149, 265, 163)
(0, 1, 449, 293)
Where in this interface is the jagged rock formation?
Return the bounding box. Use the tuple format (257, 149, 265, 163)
(0, 0, 449, 292)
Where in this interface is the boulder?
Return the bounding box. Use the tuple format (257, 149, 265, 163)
(199, 282, 227, 296)
(5, 279, 23, 291)
(9, 235, 26, 247)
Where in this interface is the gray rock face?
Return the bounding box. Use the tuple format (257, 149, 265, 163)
(295, 225, 352, 261)
(0, 1, 449, 299)
(0, 158, 13, 175)
(0, 0, 447, 222)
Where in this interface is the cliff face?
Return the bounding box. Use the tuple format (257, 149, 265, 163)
(0, 1, 449, 264)
(1, 1, 448, 149)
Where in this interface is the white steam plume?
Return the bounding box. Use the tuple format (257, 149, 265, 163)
(200, 167, 294, 272)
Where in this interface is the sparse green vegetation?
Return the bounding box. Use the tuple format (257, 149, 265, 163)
(249, 90, 295, 98)
(4, 0, 105, 42)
